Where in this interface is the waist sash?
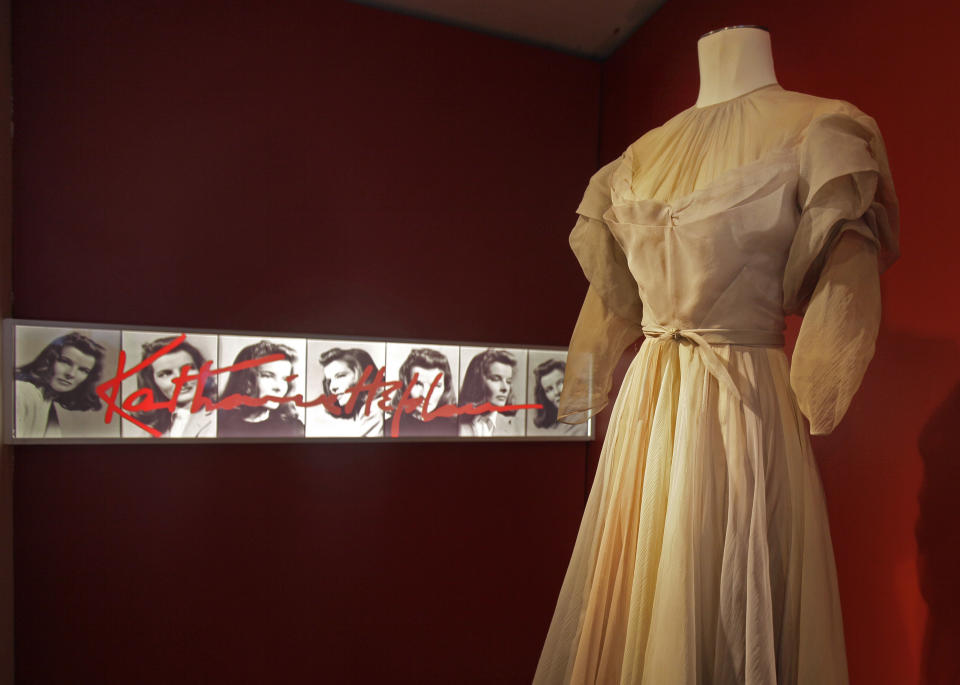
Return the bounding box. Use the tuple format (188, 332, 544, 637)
(641, 324, 784, 403)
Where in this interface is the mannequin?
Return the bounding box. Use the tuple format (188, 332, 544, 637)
(695, 25, 778, 108)
(535, 20, 899, 682)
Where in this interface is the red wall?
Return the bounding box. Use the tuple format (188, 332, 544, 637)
(11, 1, 601, 682)
(601, 2, 960, 684)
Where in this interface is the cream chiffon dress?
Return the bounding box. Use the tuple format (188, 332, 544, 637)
(534, 85, 899, 685)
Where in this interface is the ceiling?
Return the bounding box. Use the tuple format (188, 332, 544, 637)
(349, 0, 667, 59)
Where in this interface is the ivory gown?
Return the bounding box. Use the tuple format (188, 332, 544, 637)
(534, 84, 899, 684)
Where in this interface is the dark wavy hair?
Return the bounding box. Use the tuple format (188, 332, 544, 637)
(15, 331, 106, 411)
(134, 336, 219, 434)
(392, 348, 457, 414)
(459, 349, 518, 417)
(533, 359, 565, 428)
(221, 340, 301, 422)
(318, 347, 378, 420)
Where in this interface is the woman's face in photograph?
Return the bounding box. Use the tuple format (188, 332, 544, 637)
(324, 359, 358, 407)
(256, 359, 293, 410)
(482, 361, 513, 407)
(540, 368, 564, 408)
(409, 364, 445, 414)
(49, 345, 96, 394)
(152, 350, 198, 405)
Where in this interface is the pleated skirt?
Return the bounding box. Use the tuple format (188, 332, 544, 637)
(533, 338, 849, 684)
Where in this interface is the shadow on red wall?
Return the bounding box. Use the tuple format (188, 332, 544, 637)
(811, 329, 959, 684)
(917, 378, 960, 684)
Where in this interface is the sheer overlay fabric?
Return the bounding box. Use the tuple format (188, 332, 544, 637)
(538, 85, 899, 684)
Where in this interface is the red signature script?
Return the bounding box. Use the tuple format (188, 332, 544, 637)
(96, 334, 541, 438)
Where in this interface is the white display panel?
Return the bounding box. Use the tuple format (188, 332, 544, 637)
(457, 346, 528, 438)
(120, 330, 220, 439)
(305, 339, 387, 438)
(217, 335, 308, 439)
(13, 325, 122, 439)
(384, 342, 461, 438)
(525, 349, 588, 437)
(4, 320, 593, 443)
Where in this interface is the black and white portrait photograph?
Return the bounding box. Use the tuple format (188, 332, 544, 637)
(458, 346, 527, 438)
(526, 349, 589, 437)
(305, 339, 386, 438)
(13, 324, 121, 439)
(384, 343, 460, 438)
(120, 331, 219, 439)
(217, 335, 306, 439)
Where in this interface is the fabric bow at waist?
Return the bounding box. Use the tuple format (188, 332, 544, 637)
(641, 324, 785, 404)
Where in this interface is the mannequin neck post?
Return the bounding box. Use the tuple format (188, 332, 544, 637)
(695, 26, 778, 108)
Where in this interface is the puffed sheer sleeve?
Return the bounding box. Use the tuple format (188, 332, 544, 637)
(558, 159, 645, 424)
(784, 111, 900, 435)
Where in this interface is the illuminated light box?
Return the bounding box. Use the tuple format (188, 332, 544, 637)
(3, 320, 593, 443)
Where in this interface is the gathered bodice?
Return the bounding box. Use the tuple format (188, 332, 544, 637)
(605, 147, 799, 336)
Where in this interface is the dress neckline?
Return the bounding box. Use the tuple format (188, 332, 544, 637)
(692, 82, 782, 111)
(613, 144, 797, 213)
